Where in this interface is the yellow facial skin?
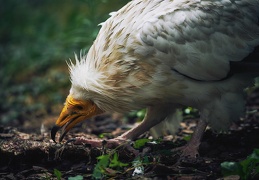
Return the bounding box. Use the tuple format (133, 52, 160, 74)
(51, 95, 104, 142)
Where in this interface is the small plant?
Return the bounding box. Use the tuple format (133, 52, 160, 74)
(93, 154, 110, 179)
(133, 138, 151, 149)
(53, 169, 62, 180)
(221, 149, 259, 180)
(92, 138, 158, 179)
(109, 152, 129, 168)
(92, 152, 128, 179)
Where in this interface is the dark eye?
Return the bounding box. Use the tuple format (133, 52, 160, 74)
(75, 105, 83, 110)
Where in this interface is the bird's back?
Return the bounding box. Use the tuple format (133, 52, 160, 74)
(91, 0, 259, 83)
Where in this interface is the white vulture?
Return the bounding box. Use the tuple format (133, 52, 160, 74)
(51, 0, 259, 157)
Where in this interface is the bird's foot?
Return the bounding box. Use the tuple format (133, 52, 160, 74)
(69, 137, 139, 156)
(172, 144, 203, 164)
(172, 144, 199, 159)
(172, 144, 204, 165)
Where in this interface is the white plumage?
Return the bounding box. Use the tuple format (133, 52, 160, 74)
(52, 0, 259, 157)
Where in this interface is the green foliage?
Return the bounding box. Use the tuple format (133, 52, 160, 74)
(0, 0, 130, 125)
(68, 175, 84, 180)
(53, 168, 62, 180)
(92, 152, 128, 179)
(133, 138, 151, 149)
(183, 135, 191, 142)
(221, 149, 259, 180)
(127, 109, 146, 121)
(93, 154, 110, 179)
(109, 152, 129, 168)
(98, 132, 111, 139)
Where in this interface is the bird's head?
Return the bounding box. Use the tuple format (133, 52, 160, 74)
(51, 52, 108, 143)
(51, 94, 104, 143)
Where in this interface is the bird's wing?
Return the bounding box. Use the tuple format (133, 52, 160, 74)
(138, 1, 259, 81)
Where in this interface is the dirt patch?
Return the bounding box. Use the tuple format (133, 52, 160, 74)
(1, 113, 259, 179)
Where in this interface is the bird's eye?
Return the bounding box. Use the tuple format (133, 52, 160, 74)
(75, 105, 83, 110)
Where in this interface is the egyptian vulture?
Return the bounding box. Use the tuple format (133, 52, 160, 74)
(51, 0, 259, 157)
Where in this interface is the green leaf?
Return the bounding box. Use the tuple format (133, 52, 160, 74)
(183, 135, 191, 142)
(240, 149, 259, 179)
(53, 169, 62, 180)
(68, 175, 84, 180)
(251, 149, 259, 158)
(221, 149, 259, 180)
(142, 156, 150, 164)
(221, 161, 243, 177)
(98, 133, 105, 138)
(92, 155, 110, 179)
(109, 152, 128, 168)
(133, 138, 151, 149)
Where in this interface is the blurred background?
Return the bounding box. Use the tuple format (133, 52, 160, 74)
(1, 0, 258, 134)
(0, 0, 130, 131)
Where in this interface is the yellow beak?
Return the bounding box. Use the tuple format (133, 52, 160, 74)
(51, 95, 103, 143)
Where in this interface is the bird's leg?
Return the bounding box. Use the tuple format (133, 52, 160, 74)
(72, 105, 171, 155)
(115, 105, 172, 141)
(174, 118, 207, 158)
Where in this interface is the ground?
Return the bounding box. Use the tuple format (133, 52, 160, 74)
(1, 90, 259, 179)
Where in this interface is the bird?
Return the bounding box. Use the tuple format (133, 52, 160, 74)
(51, 0, 259, 158)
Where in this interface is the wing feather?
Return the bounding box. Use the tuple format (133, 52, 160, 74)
(138, 0, 259, 81)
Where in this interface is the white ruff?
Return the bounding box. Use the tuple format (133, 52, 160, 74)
(68, 52, 113, 95)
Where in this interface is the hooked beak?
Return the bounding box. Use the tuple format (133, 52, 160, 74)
(51, 95, 103, 143)
(51, 125, 61, 143)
